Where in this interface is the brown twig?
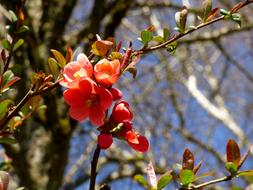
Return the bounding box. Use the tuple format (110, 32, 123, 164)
(135, 0, 253, 55)
(89, 144, 101, 190)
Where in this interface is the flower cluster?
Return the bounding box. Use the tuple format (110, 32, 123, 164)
(60, 53, 149, 152)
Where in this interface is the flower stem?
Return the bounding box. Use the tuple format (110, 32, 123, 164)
(89, 144, 101, 190)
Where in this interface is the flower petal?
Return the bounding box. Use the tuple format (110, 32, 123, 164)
(89, 106, 105, 126)
(98, 88, 113, 109)
(109, 88, 123, 101)
(63, 89, 84, 106)
(77, 53, 93, 77)
(128, 134, 149, 153)
(78, 78, 93, 97)
(69, 105, 89, 121)
(98, 133, 113, 149)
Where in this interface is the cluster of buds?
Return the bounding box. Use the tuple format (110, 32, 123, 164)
(60, 52, 149, 152)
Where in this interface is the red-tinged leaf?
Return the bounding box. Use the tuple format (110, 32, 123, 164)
(146, 25, 155, 32)
(193, 161, 202, 174)
(147, 161, 157, 188)
(66, 47, 73, 63)
(206, 8, 219, 22)
(50, 49, 66, 68)
(96, 40, 114, 57)
(8, 116, 23, 129)
(238, 149, 250, 170)
(226, 139, 240, 166)
(182, 149, 194, 170)
(175, 6, 188, 33)
(2, 76, 20, 90)
(231, 2, 243, 14)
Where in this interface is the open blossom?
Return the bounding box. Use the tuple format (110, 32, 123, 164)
(111, 101, 133, 123)
(60, 53, 93, 88)
(63, 78, 112, 126)
(94, 59, 120, 87)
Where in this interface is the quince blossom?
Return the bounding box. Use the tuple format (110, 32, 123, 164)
(94, 59, 120, 87)
(63, 78, 112, 126)
(60, 53, 93, 88)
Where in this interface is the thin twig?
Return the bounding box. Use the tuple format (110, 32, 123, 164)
(89, 145, 101, 190)
(135, 0, 253, 55)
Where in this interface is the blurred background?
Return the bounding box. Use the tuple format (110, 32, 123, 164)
(0, 0, 253, 189)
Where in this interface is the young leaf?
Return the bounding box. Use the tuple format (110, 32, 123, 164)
(175, 6, 188, 33)
(0, 99, 13, 120)
(17, 25, 30, 34)
(226, 139, 240, 166)
(8, 10, 18, 23)
(225, 162, 238, 175)
(13, 39, 24, 51)
(238, 170, 253, 176)
(182, 149, 194, 170)
(153, 35, 164, 43)
(48, 57, 59, 78)
(147, 161, 157, 188)
(179, 169, 194, 186)
(163, 28, 170, 41)
(166, 41, 178, 55)
(50, 49, 66, 68)
(201, 0, 212, 22)
(134, 175, 151, 189)
(157, 174, 172, 190)
(66, 47, 73, 63)
(0, 137, 16, 145)
(231, 2, 243, 14)
(1, 39, 10, 51)
(141, 30, 153, 44)
(206, 8, 219, 22)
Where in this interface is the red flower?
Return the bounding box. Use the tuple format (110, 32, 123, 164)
(94, 59, 120, 87)
(126, 131, 149, 153)
(63, 78, 112, 126)
(111, 101, 133, 123)
(60, 53, 93, 88)
(109, 87, 122, 101)
(98, 133, 113, 149)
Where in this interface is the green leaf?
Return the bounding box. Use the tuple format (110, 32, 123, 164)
(220, 9, 230, 16)
(8, 10, 18, 23)
(179, 169, 194, 186)
(193, 172, 213, 182)
(157, 174, 172, 190)
(166, 41, 178, 55)
(163, 28, 170, 41)
(225, 162, 238, 175)
(141, 30, 153, 44)
(48, 57, 59, 78)
(231, 13, 241, 28)
(134, 174, 151, 189)
(17, 25, 30, 34)
(238, 170, 253, 176)
(226, 139, 240, 166)
(0, 99, 13, 120)
(201, 0, 212, 22)
(13, 39, 24, 51)
(0, 137, 16, 144)
(50, 49, 66, 68)
(1, 39, 10, 51)
(153, 35, 164, 43)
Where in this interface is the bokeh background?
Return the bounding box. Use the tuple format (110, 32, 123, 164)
(0, 0, 253, 189)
